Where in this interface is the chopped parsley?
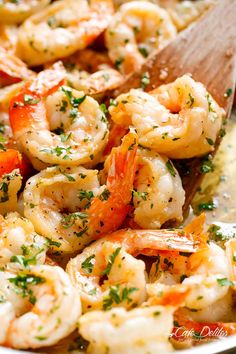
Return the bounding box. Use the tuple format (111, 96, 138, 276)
(23, 94, 40, 106)
(103, 285, 138, 310)
(99, 188, 110, 201)
(224, 88, 233, 98)
(138, 46, 149, 58)
(200, 154, 215, 174)
(61, 212, 88, 228)
(166, 160, 176, 177)
(132, 190, 148, 201)
(198, 200, 216, 211)
(0, 181, 9, 203)
(140, 72, 150, 90)
(101, 247, 121, 275)
(40, 146, 72, 160)
(186, 93, 195, 108)
(206, 137, 214, 146)
(9, 273, 45, 304)
(81, 254, 95, 274)
(217, 278, 234, 287)
(114, 57, 124, 70)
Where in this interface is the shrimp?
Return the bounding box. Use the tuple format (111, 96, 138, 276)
(16, 0, 114, 66)
(0, 149, 23, 215)
(79, 306, 175, 354)
(0, 212, 47, 265)
(0, 82, 25, 151)
(66, 225, 202, 312)
(109, 75, 225, 158)
(0, 0, 50, 25)
(0, 47, 33, 88)
(57, 49, 124, 96)
(105, 1, 176, 75)
(9, 65, 109, 170)
(225, 238, 236, 290)
(0, 24, 18, 53)
(147, 241, 232, 321)
(23, 132, 137, 253)
(167, 0, 215, 31)
(133, 147, 185, 228)
(0, 264, 81, 349)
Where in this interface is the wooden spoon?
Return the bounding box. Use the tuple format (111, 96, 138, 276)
(106, 0, 236, 217)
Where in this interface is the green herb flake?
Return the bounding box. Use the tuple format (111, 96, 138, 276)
(217, 278, 234, 287)
(102, 247, 121, 275)
(140, 72, 150, 90)
(198, 200, 216, 211)
(166, 160, 176, 177)
(81, 254, 95, 274)
(224, 88, 233, 98)
(206, 137, 214, 146)
(23, 94, 40, 106)
(99, 188, 110, 201)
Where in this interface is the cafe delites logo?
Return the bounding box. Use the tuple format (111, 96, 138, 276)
(171, 324, 229, 342)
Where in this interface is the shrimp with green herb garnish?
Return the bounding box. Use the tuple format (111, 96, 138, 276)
(24, 132, 138, 253)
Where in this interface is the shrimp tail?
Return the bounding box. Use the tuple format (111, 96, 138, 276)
(0, 47, 33, 87)
(87, 132, 138, 237)
(9, 63, 66, 138)
(184, 213, 208, 249)
(0, 149, 23, 177)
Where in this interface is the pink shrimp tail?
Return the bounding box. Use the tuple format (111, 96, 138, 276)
(88, 132, 138, 238)
(9, 63, 66, 138)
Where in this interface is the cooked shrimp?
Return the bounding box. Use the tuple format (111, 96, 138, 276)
(0, 82, 24, 152)
(148, 241, 232, 320)
(109, 75, 225, 158)
(24, 132, 137, 253)
(67, 224, 202, 312)
(0, 264, 81, 349)
(57, 49, 124, 96)
(0, 47, 33, 87)
(16, 0, 114, 66)
(226, 238, 236, 287)
(133, 147, 185, 228)
(0, 149, 23, 215)
(167, 0, 215, 31)
(0, 25, 18, 53)
(9, 65, 109, 170)
(79, 306, 175, 354)
(0, 212, 47, 265)
(0, 0, 50, 25)
(105, 1, 176, 75)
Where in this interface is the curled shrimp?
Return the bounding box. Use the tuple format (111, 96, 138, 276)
(0, 212, 47, 265)
(23, 132, 138, 253)
(66, 225, 201, 312)
(0, 0, 50, 25)
(133, 147, 185, 228)
(16, 0, 114, 66)
(0, 264, 81, 349)
(148, 237, 232, 322)
(57, 49, 124, 97)
(9, 64, 109, 170)
(0, 47, 33, 88)
(0, 149, 23, 215)
(109, 75, 225, 158)
(79, 305, 175, 354)
(105, 1, 176, 75)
